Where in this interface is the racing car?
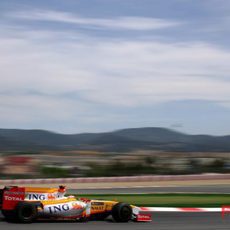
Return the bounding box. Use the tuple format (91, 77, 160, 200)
(0, 185, 151, 223)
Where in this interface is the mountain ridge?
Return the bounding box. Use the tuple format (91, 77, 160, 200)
(0, 127, 230, 152)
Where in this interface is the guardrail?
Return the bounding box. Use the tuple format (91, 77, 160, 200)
(1, 174, 230, 185)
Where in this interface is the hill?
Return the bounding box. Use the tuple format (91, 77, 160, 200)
(0, 127, 230, 152)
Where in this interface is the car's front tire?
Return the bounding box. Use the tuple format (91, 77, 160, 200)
(112, 202, 132, 222)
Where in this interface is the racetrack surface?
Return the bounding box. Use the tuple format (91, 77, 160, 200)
(69, 184, 230, 194)
(1, 213, 230, 230)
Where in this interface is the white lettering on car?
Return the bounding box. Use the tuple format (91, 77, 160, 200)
(5, 196, 22, 201)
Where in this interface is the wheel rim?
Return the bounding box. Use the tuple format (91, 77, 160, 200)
(22, 207, 33, 219)
(121, 206, 131, 220)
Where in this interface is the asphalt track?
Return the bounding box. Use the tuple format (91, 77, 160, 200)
(1, 213, 230, 230)
(69, 184, 230, 194)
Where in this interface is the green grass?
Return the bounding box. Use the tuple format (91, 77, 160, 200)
(72, 193, 230, 207)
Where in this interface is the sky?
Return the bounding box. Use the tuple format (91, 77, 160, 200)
(0, 0, 230, 135)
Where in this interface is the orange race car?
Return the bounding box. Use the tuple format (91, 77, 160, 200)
(0, 185, 151, 223)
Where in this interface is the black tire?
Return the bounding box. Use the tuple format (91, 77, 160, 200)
(112, 203, 132, 222)
(16, 202, 38, 223)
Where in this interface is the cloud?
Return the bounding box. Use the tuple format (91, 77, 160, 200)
(1, 8, 230, 133)
(6, 10, 181, 31)
(0, 27, 230, 109)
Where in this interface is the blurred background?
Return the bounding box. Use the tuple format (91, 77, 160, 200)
(0, 0, 230, 180)
(0, 127, 230, 179)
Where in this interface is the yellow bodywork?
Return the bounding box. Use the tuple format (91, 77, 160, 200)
(23, 186, 121, 216)
(25, 187, 58, 193)
(90, 200, 117, 215)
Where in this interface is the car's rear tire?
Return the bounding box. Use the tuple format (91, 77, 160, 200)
(112, 202, 132, 222)
(16, 202, 38, 223)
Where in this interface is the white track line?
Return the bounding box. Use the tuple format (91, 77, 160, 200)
(140, 207, 222, 212)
